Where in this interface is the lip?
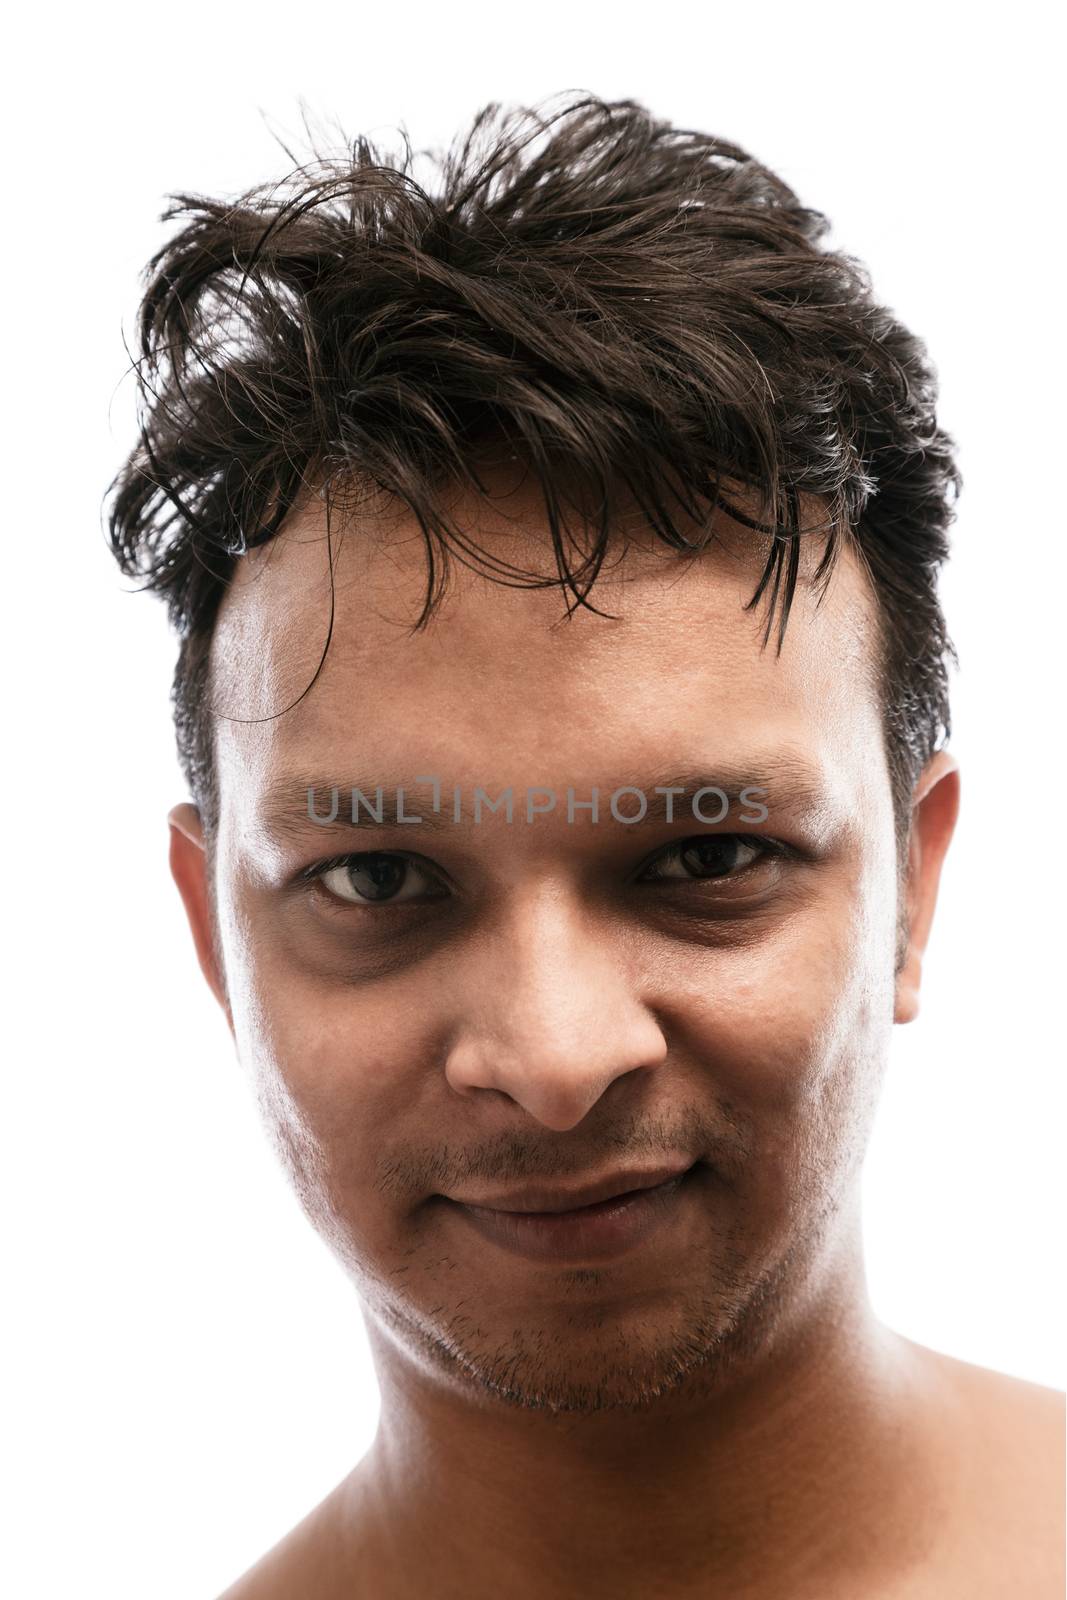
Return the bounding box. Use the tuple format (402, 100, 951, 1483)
(442, 1162, 701, 1264)
(447, 1162, 697, 1214)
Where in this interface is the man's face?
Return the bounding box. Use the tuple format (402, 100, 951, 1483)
(187, 473, 913, 1413)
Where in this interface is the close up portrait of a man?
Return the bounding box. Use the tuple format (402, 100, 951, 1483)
(4, 17, 1063, 1599)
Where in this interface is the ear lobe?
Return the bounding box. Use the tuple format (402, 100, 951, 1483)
(168, 803, 234, 1034)
(894, 752, 961, 1025)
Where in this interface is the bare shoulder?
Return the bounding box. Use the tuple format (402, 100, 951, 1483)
(920, 1340, 1065, 1451)
(899, 1337, 1065, 1597)
(213, 1504, 328, 1600)
(214, 1470, 370, 1600)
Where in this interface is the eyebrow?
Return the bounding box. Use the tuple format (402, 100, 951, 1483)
(255, 758, 834, 846)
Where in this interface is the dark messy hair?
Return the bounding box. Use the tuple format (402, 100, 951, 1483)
(105, 91, 958, 847)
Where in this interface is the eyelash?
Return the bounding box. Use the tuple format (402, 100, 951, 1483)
(297, 834, 792, 908)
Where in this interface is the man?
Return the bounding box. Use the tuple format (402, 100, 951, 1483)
(107, 94, 1064, 1597)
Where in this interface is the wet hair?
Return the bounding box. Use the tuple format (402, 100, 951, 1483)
(105, 91, 959, 848)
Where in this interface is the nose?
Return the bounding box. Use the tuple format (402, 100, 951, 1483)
(442, 882, 668, 1131)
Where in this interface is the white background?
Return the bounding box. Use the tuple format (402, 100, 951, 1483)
(4, 4, 1063, 1596)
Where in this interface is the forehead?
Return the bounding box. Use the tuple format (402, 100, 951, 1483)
(208, 477, 886, 835)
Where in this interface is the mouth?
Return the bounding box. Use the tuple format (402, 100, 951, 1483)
(440, 1161, 703, 1265)
(446, 1160, 700, 1215)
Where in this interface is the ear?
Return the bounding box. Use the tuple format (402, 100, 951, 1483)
(168, 803, 234, 1035)
(894, 751, 960, 1025)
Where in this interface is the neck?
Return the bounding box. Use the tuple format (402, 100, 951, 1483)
(345, 1217, 939, 1598)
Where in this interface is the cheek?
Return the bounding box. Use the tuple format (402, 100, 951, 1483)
(224, 931, 442, 1260)
(663, 874, 897, 1201)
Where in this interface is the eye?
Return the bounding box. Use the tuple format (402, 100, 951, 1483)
(639, 834, 776, 884)
(315, 853, 444, 906)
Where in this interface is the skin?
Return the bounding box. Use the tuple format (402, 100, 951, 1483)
(169, 468, 1064, 1598)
